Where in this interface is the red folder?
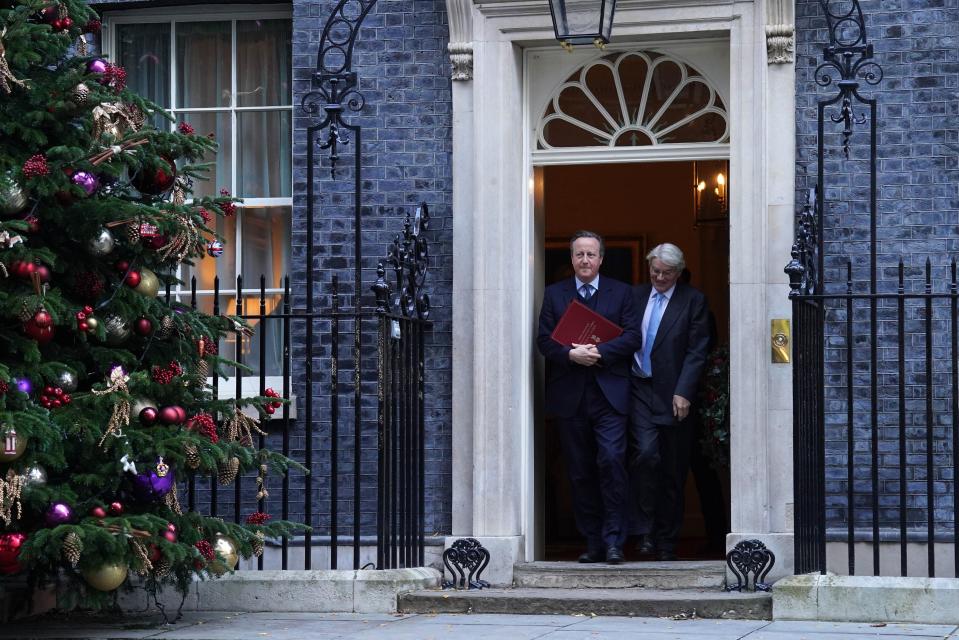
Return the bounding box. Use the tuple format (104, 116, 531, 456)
(551, 299, 624, 347)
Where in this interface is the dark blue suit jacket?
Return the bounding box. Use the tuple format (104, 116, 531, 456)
(537, 276, 642, 417)
(633, 282, 710, 424)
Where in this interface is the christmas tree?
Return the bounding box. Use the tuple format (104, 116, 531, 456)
(0, 0, 303, 610)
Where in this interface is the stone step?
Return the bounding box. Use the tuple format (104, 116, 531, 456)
(513, 560, 727, 589)
(399, 587, 771, 620)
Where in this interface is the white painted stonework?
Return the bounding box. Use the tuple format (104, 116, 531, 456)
(447, 0, 796, 580)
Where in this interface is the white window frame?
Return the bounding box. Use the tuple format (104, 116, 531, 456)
(103, 7, 295, 409)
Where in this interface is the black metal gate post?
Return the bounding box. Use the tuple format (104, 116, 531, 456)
(788, 0, 882, 576)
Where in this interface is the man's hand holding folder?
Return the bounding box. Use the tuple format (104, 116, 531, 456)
(550, 300, 624, 366)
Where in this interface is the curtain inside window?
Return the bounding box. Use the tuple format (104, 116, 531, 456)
(116, 23, 170, 127)
(176, 21, 231, 108)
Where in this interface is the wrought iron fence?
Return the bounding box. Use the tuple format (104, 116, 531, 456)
(791, 255, 959, 577)
(164, 206, 431, 572)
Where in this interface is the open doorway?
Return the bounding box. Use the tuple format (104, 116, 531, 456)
(537, 160, 730, 561)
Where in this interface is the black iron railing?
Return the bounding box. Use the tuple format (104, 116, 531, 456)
(164, 203, 431, 572)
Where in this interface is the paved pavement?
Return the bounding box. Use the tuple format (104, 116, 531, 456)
(2, 612, 959, 640)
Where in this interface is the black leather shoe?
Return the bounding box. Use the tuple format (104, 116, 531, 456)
(656, 549, 677, 561)
(578, 550, 605, 563)
(636, 536, 657, 556)
(606, 545, 624, 565)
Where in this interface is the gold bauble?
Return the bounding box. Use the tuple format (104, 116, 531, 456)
(84, 316, 99, 333)
(82, 563, 128, 592)
(210, 534, 239, 575)
(0, 434, 27, 462)
(134, 268, 159, 298)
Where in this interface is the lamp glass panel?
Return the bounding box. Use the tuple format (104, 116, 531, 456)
(551, 0, 609, 40)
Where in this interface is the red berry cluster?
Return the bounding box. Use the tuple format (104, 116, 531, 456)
(245, 511, 272, 525)
(199, 336, 218, 356)
(263, 388, 282, 415)
(0, 380, 8, 395)
(39, 385, 71, 409)
(218, 189, 237, 216)
(189, 412, 218, 443)
(194, 540, 214, 562)
(101, 64, 127, 92)
(22, 154, 49, 178)
(83, 19, 101, 33)
(178, 122, 195, 135)
(197, 207, 212, 224)
(75, 305, 94, 332)
(151, 361, 183, 384)
(74, 271, 105, 301)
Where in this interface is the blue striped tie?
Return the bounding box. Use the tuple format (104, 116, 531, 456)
(640, 293, 666, 376)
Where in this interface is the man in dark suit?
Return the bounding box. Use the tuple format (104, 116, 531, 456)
(537, 231, 641, 564)
(629, 243, 710, 561)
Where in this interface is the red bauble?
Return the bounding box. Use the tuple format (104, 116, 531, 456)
(139, 406, 158, 426)
(0, 533, 26, 575)
(108, 501, 123, 516)
(158, 405, 181, 425)
(163, 530, 177, 543)
(173, 405, 186, 423)
(35, 264, 51, 283)
(134, 317, 152, 336)
(32, 310, 52, 328)
(149, 544, 162, 563)
(125, 270, 141, 287)
(115, 260, 130, 272)
(23, 319, 54, 344)
(145, 235, 167, 250)
(132, 157, 176, 196)
(90, 506, 107, 518)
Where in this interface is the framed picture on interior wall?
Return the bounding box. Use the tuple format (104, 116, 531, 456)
(545, 236, 646, 286)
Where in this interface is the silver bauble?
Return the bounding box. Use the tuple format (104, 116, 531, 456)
(87, 228, 115, 256)
(56, 370, 78, 392)
(104, 314, 131, 345)
(0, 174, 27, 216)
(22, 465, 47, 488)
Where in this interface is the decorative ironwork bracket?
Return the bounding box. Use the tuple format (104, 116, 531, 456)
(725, 539, 776, 592)
(442, 538, 491, 590)
(785, 188, 820, 297)
(813, 0, 883, 158)
(373, 203, 431, 320)
(301, 0, 377, 178)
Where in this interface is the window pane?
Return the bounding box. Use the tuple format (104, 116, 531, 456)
(237, 19, 292, 107)
(237, 111, 291, 197)
(176, 21, 231, 108)
(117, 23, 170, 115)
(194, 294, 284, 376)
(241, 206, 290, 290)
(177, 111, 232, 198)
(186, 214, 237, 291)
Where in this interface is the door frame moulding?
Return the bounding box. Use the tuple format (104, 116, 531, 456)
(456, 0, 768, 568)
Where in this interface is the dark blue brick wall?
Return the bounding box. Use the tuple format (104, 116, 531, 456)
(290, 0, 453, 538)
(797, 0, 959, 537)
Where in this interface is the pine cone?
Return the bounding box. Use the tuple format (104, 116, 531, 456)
(216, 457, 239, 485)
(62, 532, 82, 567)
(72, 83, 90, 105)
(126, 222, 141, 244)
(184, 444, 201, 470)
(196, 359, 209, 379)
(153, 558, 171, 578)
(157, 316, 175, 339)
(251, 532, 264, 558)
(18, 300, 33, 322)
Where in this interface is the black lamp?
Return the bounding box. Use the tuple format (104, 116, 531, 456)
(548, 0, 616, 51)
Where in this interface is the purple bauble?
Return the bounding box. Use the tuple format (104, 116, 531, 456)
(139, 406, 158, 426)
(72, 171, 99, 196)
(13, 378, 31, 395)
(130, 460, 175, 502)
(87, 59, 108, 74)
(45, 501, 74, 526)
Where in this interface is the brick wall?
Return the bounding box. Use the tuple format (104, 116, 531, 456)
(796, 0, 959, 537)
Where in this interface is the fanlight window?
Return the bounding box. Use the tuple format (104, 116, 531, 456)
(537, 51, 729, 149)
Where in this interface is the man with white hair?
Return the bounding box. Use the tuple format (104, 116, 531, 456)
(629, 242, 710, 561)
